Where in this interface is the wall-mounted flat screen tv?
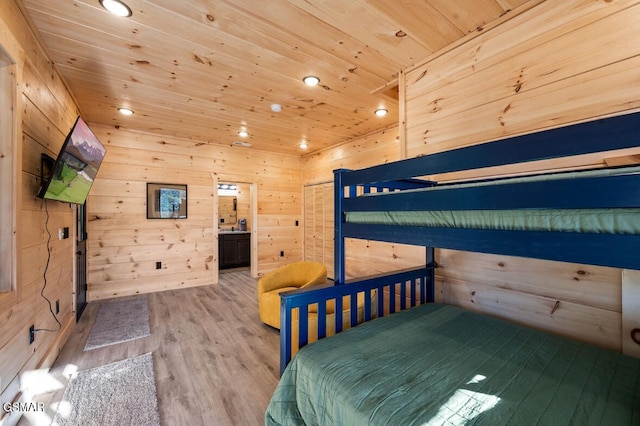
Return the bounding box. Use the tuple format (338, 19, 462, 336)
(38, 116, 106, 205)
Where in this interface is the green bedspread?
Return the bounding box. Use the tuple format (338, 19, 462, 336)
(266, 304, 640, 425)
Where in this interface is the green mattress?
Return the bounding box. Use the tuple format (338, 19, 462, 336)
(346, 166, 640, 234)
(345, 209, 640, 234)
(266, 304, 640, 425)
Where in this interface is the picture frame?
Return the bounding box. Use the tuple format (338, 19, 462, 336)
(146, 183, 187, 219)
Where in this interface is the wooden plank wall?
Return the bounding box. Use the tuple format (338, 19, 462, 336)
(403, 0, 640, 352)
(405, 0, 640, 161)
(302, 127, 425, 280)
(236, 183, 251, 231)
(0, 0, 79, 419)
(87, 126, 302, 301)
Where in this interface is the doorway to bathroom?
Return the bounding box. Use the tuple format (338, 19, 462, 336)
(216, 181, 257, 277)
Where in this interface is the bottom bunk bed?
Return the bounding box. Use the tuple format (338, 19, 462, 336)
(266, 303, 640, 425)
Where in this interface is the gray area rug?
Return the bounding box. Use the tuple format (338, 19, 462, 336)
(84, 297, 150, 351)
(53, 352, 160, 426)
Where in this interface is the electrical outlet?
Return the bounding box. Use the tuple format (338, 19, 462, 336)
(29, 325, 35, 344)
(58, 228, 64, 240)
(63, 227, 69, 239)
(156, 261, 162, 269)
(56, 299, 60, 314)
(295, 220, 299, 226)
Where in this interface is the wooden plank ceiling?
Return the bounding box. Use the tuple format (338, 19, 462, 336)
(18, 0, 530, 155)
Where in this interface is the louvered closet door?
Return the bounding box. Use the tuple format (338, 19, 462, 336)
(322, 184, 334, 277)
(304, 183, 334, 279)
(304, 186, 316, 262)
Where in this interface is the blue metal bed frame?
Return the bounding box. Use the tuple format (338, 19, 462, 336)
(280, 111, 640, 374)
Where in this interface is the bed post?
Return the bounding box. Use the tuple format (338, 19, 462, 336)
(424, 247, 435, 304)
(334, 169, 348, 285)
(280, 295, 293, 375)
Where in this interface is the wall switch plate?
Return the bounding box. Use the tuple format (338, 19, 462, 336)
(29, 325, 35, 344)
(280, 251, 284, 257)
(63, 227, 69, 239)
(58, 228, 64, 240)
(55, 299, 60, 314)
(156, 261, 162, 269)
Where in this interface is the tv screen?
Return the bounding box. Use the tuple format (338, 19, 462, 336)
(38, 116, 106, 205)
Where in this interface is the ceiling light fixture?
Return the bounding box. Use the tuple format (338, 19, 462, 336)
(270, 103, 282, 112)
(99, 0, 133, 17)
(218, 183, 238, 191)
(118, 107, 134, 116)
(303, 76, 320, 86)
(375, 108, 388, 117)
(237, 130, 249, 138)
(299, 140, 308, 149)
(232, 141, 252, 148)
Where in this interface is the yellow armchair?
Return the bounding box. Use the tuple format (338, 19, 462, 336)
(257, 261, 327, 329)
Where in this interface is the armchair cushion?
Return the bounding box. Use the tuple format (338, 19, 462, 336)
(258, 261, 327, 329)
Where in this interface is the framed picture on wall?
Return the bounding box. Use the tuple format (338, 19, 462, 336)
(147, 183, 187, 219)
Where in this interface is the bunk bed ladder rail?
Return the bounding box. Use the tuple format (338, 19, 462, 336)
(280, 266, 434, 375)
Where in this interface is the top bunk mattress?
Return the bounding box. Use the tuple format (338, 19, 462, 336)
(266, 303, 640, 425)
(346, 208, 640, 234)
(345, 166, 640, 234)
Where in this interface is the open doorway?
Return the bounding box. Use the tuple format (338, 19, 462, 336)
(215, 180, 258, 278)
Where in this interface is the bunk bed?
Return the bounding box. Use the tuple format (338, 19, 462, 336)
(267, 112, 640, 425)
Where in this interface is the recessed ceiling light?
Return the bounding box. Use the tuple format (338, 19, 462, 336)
(303, 76, 320, 86)
(375, 108, 388, 117)
(237, 130, 249, 138)
(99, 0, 132, 17)
(270, 103, 282, 112)
(118, 107, 134, 116)
(299, 140, 308, 149)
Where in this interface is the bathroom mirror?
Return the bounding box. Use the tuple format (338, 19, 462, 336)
(219, 195, 237, 224)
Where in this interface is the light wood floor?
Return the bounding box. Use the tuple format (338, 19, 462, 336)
(22, 268, 281, 425)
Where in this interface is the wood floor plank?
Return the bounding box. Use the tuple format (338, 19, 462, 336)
(19, 268, 280, 426)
